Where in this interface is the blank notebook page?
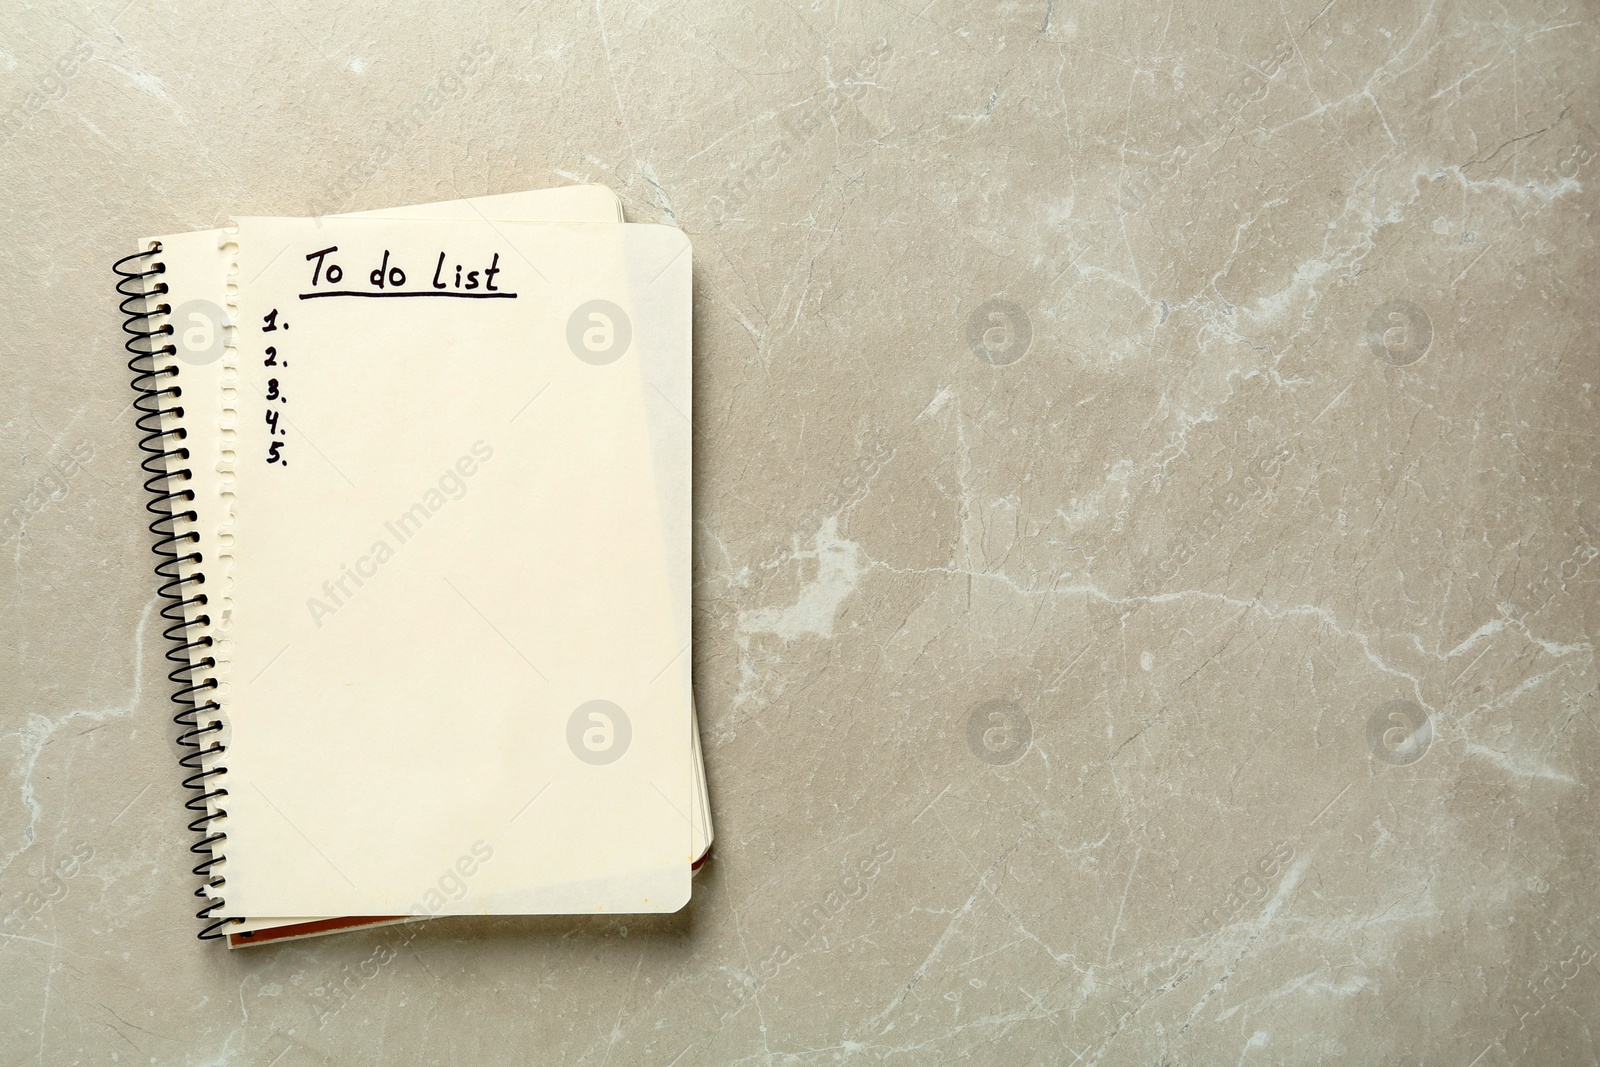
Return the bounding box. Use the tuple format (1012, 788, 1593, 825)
(214, 217, 693, 917)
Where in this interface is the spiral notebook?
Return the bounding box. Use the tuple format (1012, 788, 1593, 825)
(113, 186, 710, 947)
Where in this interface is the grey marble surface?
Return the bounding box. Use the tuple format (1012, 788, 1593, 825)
(3, 1, 1598, 1063)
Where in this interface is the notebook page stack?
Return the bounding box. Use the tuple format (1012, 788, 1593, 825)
(112, 187, 709, 947)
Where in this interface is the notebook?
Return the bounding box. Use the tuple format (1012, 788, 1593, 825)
(113, 186, 710, 946)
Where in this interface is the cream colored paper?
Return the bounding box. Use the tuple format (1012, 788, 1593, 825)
(143, 187, 627, 663)
(218, 217, 693, 916)
(142, 187, 709, 938)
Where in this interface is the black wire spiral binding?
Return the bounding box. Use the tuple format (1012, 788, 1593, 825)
(113, 246, 245, 941)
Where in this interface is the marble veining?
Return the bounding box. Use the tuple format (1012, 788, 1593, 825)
(1, 0, 1595, 1063)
